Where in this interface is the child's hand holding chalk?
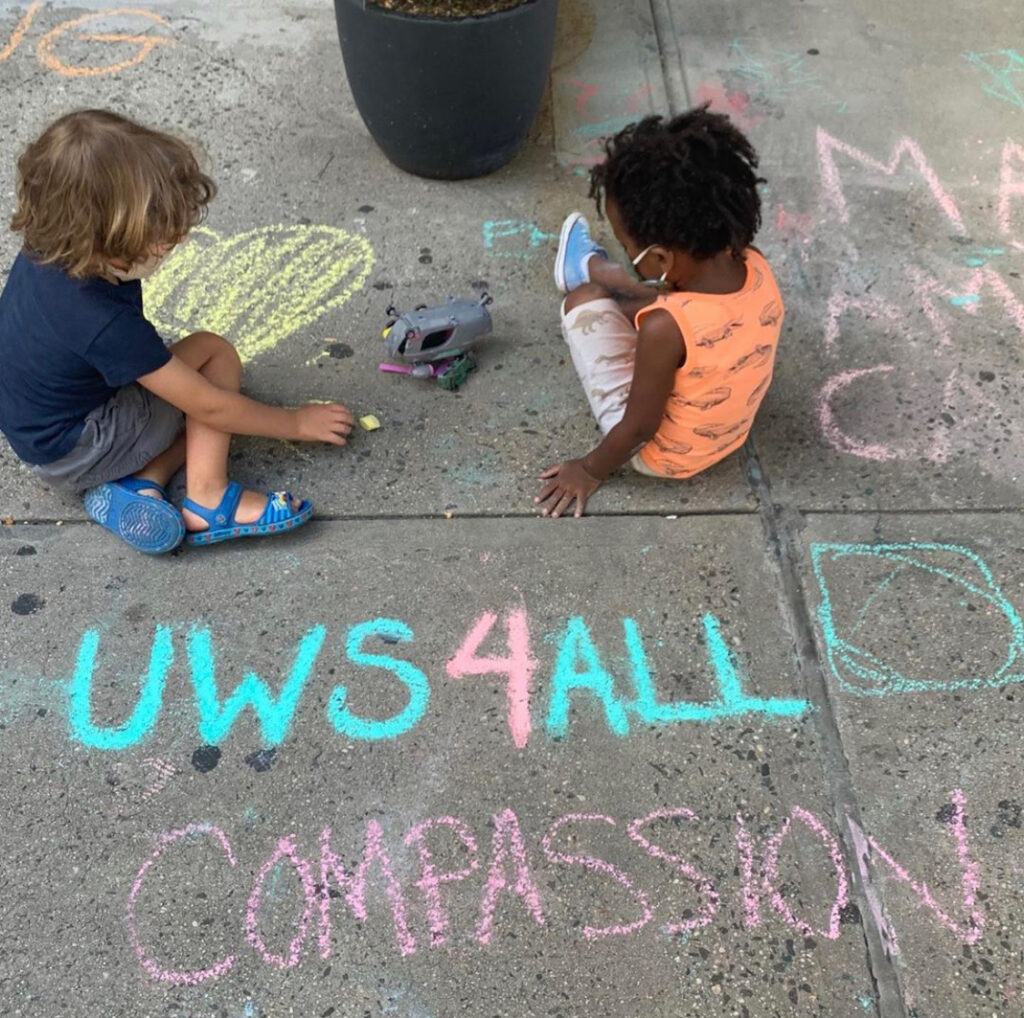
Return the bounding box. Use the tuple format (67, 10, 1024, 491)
(294, 402, 354, 445)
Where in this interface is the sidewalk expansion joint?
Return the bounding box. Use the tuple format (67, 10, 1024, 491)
(741, 438, 909, 1018)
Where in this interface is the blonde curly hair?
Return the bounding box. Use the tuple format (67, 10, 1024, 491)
(11, 109, 215, 279)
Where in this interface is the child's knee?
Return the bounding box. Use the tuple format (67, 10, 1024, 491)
(564, 283, 612, 314)
(190, 331, 242, 380)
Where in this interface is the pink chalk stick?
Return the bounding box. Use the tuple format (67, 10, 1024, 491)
(816, 129, 964, 232)
(447, 609, 536, 750)
(404, 816, 480, 947)
(245, 835, 317, 969)
(126, 823, 237, 986)
(476, 809, 545, 945)
(542, 813, 653, 940)
(627, 809, 719, 934)
(319, 822, 416, 958)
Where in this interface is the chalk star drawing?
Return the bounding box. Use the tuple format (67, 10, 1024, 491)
(964, 49, 1024, 110)
(811, 542, 1024, 696)
(723, 40, 847, 114)
(727, 40, 819, 99)
(144, 225, 375, 364)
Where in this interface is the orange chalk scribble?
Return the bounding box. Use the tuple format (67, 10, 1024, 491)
(0, 1, 43, 63)
(36, 8, 174, 79)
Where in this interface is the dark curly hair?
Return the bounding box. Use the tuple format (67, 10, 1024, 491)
(589, 105, 765, 259)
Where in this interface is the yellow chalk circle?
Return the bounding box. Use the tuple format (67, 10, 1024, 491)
(359, 415, 381, 432)
(144, 224, 375, 364)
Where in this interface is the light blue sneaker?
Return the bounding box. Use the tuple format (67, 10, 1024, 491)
(554, 212, 607, 293)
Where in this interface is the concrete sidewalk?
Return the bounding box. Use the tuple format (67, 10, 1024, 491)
(1, 2, 1021, 1016)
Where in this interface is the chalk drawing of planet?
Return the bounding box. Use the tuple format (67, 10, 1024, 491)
(810, 542, 1024, 697)
(143, 224, 375, 363)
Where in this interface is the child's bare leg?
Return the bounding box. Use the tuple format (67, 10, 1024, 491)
(132, 433, 186, 497)
(586, 256, 657, 301)
(168, 331, 299, 531)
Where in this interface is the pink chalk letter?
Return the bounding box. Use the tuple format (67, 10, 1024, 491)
(476, 808, 545, 945)
(246, 835, 317, 969)
(816, 128, 964, 231)
(736, 807, 850, 940)
(998, 141, 1024, 240)
(404, 816, 480, 947)
(542, 813, 653, 940)
(447, 609, 536, 749)
(628, 809, 719, 934)
(818, 366, 908, 462)
(319, 821, 416, 957)
(846, 789, 983, 951)
(126, 823, 237, 986)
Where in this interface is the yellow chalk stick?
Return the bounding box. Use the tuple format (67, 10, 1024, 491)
(359, 414, 381, 431)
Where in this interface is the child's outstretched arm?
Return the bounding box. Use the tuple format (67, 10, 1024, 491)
(139, 353, 354, 445)
(535, 309, 682, 518)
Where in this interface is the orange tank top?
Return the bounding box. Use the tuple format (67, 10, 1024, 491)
(634, 248, 783, 478)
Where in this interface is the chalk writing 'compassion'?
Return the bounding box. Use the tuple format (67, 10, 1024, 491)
(64, 612, 809, 750)
(126, 791, 981, 985)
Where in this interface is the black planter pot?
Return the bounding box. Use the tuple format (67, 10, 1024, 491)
(334, 0, 559, 180)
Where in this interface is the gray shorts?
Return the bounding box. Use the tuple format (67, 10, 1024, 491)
(33, 384, 184, 490)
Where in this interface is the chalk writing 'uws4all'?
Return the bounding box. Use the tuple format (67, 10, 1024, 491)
(63, 610, 810, 751)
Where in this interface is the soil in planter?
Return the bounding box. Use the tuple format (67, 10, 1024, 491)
(370, 0, 531, 17)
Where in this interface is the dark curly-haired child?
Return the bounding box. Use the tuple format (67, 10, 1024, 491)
(537, 105, 783, 518)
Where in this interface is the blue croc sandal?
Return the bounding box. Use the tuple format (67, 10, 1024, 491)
(554, 211, 608, 294)
(183, 481, 313, 546)
(83, 477, 185, 555)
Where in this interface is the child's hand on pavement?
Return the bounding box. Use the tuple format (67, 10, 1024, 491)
(535, 459, 603, 518)
(294, 402, 355, 445)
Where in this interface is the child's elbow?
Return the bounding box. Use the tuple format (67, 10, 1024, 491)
(627, 418, 661, 445)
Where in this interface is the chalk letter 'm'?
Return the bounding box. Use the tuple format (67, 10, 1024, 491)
(319, 821, 416, 957)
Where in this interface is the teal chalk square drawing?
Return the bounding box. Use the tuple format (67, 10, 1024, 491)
(810, 542, 1024, 697)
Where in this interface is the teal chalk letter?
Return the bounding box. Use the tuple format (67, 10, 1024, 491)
(545, 617, 630, 738)
(627, 614, 808, 723)
(187, 624, 326, 746)
(327, 619, 429, 741)
(69, 626, 172, 750)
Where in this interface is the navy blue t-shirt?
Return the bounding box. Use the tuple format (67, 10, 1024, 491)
(0, 250, 172, 464)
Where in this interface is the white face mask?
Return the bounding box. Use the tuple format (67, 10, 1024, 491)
(109, 250, 168, 282)
(631, 244, 668, 287)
